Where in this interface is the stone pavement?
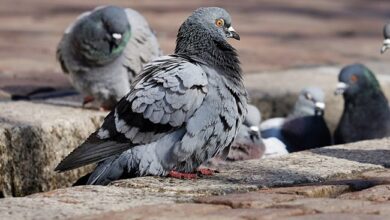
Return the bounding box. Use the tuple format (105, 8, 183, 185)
(0, 138, 390, 219)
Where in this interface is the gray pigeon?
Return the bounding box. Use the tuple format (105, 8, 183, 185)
(57, 5, 161, 110)
(200, 104, 264, 170)
(225, 104, 265, 161)
(381, 23, 390, 53)
(261, 87, 332, 152)
(55, 7, 247, 185)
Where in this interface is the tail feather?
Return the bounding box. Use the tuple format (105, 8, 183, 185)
(55, 132, 130, 172)
(72, 172, 92, 186)
(86, 155, 127, 185)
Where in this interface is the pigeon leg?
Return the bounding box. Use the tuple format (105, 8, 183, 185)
(168, 171, 197, 179)
(197, 167, 218, 176)
(83, 96, 95, 106)
(99, 105, 111, 112)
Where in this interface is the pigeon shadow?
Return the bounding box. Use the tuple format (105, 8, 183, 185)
(310, 147, 390, 168)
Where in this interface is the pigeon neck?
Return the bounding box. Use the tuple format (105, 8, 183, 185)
(345, 90, 389, 111)
(289, 107, 316, 119)
(174, 25, 242, 82)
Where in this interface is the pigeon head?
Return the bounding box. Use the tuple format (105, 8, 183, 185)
(175, 8, 240, 60)
(72, 6, 131, 65)
(335, 64, 381, 99)
(381, 23, 390, 54)
(189, 7, 240, 40)
(291, 87, 326, 117)
(177, 7, 239, 43)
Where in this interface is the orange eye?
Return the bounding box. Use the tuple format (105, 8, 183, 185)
(350, 74, 358, 83)
(215, 19, 224, 27)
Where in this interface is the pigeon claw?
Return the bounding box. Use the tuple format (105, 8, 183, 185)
(168, 171, 198, 179)
(197, 168, 218, 176)
(99, 105, 111, 112)
(82, 96, 95, 106)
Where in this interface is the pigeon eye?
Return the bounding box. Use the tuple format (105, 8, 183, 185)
(304, 93, 312, 100)
(350, 74, 358, 83)
(215, 19, 224, 27)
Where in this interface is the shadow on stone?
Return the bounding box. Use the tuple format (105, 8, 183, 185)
(310, 147, 390, 167)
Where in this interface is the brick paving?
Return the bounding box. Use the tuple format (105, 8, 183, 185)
(1, 0, 390, 90)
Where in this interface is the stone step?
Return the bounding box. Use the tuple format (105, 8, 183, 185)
(0, 101, 106, 197)
(0, 138, 389, 219)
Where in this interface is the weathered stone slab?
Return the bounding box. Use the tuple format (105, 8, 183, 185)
(195, 191, 304, 209)
(273, 197, 373, 213)
(280, 213, 388, 220)
(0, 138, 387, 219)
(0, 103, 389, 219)
(0, 186, 186, 220)
(111, 138, 390, 196)
(260, 185, 352, 198)
(338, 185, 390, 202)
(79, 207, 307, 220)
(75, 203, 230, 220)
(0, 101, 106, 196)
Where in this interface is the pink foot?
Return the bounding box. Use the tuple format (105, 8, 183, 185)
(99, 106, 111, 112)
(83, 96, 95, 106)
(168, 171, 197, 179)
(197, 168, 217, 176)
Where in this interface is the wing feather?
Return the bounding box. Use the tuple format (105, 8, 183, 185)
(55, 55, 208, 171)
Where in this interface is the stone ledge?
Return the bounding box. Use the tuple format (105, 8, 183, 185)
(0, 138, 389, 219)
(0, 101, 106, 196)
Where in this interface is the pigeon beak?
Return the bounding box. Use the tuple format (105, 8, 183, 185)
(249, 126, 260, 132)
(112, 33, 122, 40)
(227, 26, 240, 40)
(334, 82, 349, 95)
(248, 127, 260, 141)
(314, 102, 325, 110)
(314, 102, 325, 116)
(109, 33, 123, 49)
(381, 39, 390, 54)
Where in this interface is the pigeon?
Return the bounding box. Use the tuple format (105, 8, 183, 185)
(203, 104, 285, 170)
(55, 7, 247, 185)
(57, 5, 162, 110)
(262, 137, 289, 158)
(381, 23, 390, 53)
(334, 63, 390, 144)
(260, 87, 332, 152)
(224, 104, 266, 161)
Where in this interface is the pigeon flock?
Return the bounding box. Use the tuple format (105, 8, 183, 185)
(52, 6, 390, 185)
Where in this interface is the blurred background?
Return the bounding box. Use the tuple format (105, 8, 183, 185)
(0, 0, 390, 95)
